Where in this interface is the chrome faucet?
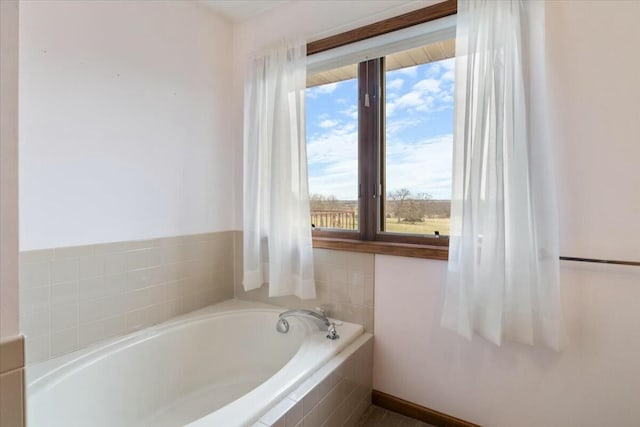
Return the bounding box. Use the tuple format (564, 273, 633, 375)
(276, 308, 340, 340)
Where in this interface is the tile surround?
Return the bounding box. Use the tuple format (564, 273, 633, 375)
(0, 336, 25, 427)
(19, 232, 236, 364)
(233, 232, 375, 332)
(21, 230, 375, 366)
(255, 334, 373, 427)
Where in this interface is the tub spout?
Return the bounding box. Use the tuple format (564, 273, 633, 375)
(276, 309, 340, 340)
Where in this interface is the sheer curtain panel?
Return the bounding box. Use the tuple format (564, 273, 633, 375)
(442, 0, 562, 349)
(243, 39, 316, 300)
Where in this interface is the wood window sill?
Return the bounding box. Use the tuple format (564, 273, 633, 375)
(312, 237, 448, 261)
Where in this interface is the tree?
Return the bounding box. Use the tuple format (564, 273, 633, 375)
(388, 188, 411, 223)
(309, 194, 340, 211)
(387, 189, 432, 223)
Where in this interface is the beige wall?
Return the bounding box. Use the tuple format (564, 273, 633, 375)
(375, 257, 640, 426)
(19, 0, 235, 251)
(374, 2, 640, 426)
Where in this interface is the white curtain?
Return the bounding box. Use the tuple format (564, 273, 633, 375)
(243, 39, 316, 300)
(442, 0, 562, 349)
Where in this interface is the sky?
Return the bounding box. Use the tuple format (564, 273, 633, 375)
(306, 57, 454, 201)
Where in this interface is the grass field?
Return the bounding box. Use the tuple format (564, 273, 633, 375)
(384, 217, 450, 236)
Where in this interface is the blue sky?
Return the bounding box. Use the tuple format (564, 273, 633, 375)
(306, 57, 454, 201)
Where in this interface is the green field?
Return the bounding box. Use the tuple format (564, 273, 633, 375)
(384, 217, 450, 236)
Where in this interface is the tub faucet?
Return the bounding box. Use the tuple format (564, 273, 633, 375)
(276, 309, 340, 340)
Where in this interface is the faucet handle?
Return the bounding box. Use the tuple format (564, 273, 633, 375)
(326, 322, 339, 340)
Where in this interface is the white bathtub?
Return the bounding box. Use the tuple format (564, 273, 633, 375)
(26, 300, 365, 427)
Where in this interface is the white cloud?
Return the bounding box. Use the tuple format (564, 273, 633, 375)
(386, 75, 453, 116)
(318, 119, 339, 128)
(385, 135, 453, 199)
(340, 105, 358, 120)
(396, 66, 418, 78)
(440, 58, 455, 81)
(306, 82, 341, 98)
(413, 78, 440, 93)
(386, 117, 423, 137)
(307, 121, 358, 200)
(387, 78, 404, 91)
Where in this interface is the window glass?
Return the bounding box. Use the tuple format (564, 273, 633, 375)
(382, 41, 455, 236)
(306, 65, 359, 231)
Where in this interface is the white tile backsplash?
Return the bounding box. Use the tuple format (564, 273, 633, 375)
(78, 255, 105, 280)
(51, 303, 78, 333)
(20, 287, 50, 316)
(20, 231, 236, 364)
(50, 281, 78, 306)
(19, 260, 50, 288)
(20, 310, 50, 338)
(50, 328, 78, 357)
(51, 257, 79, 284)
(233, 232, 375, 332)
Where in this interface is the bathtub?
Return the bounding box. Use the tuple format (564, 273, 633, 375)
(26, 300, 369, 427)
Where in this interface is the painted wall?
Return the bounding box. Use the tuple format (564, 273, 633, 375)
(1, 0, 20, 340)
(19, 0, 234, 251)
(234, 1, 640, 426)
(374, 1, 640, 426)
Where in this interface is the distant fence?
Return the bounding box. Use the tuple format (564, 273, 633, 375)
(311, 210, 357, 230)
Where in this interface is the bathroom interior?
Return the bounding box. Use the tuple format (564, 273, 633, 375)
(1, 0, 639, 426)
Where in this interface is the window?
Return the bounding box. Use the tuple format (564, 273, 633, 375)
(305, 1, 456, 256)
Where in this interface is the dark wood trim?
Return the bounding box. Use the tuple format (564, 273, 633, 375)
(312, 229, 360, 240)
(372, 390, 481, 427)
(312, 237, 448, 260)
(359, 59, 382, 241)
(376, 232, 449, 247)
(307, 0, 458, 56)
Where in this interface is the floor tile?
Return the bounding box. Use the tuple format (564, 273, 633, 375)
(359, 405, 437, 427)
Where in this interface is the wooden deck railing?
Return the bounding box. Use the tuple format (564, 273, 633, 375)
(311, 210, 357, 230)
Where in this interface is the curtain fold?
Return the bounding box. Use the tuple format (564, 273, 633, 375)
(243, 39, 316, 300)
(442, 0, 562, 349)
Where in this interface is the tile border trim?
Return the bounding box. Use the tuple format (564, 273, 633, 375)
(0, 335, 24, 374)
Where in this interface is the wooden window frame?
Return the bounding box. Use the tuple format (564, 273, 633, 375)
(307, 0, 456, 260)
